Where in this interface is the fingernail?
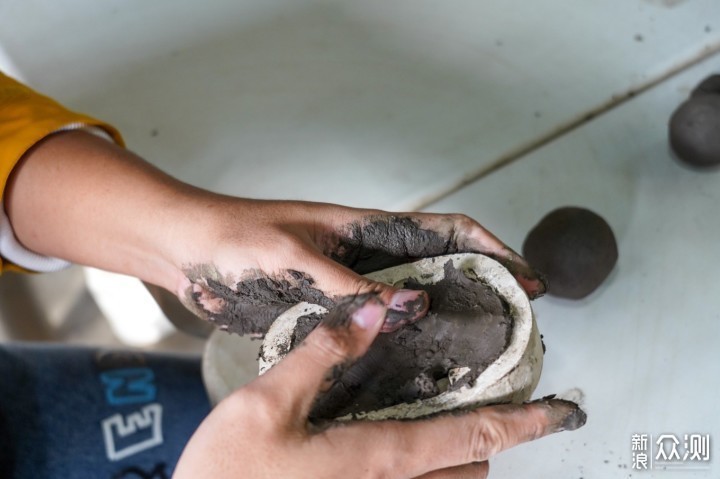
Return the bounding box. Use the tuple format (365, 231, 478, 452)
(539, 399, 587, 434)
(536, 271, 549, 297)
(351, 299, 387, 330)
(383, 289, 429, 332)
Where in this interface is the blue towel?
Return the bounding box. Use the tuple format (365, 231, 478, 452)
(0, 343, 211, 479)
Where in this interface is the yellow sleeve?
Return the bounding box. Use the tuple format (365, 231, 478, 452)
(0, 71, 125, 273)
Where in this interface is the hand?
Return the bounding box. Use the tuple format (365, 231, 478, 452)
(174, 198, 546, 336)
(173, 295, 585, 479)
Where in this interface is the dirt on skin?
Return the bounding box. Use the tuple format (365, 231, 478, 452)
(199, 270, 333, 337)
(290, 260, 513, 420)
(329, 215, 545, 299)
(330, 216, 455, 274)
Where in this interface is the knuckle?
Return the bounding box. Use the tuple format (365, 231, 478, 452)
(305, 327, 349, 365)
(352, 277, 388, 297)
(274, 234, 310, 258)
(368, 424, 411, 478)
(455, 214, 484, 237)
(223, 386, 276, 424)
(467, 418, 509, 462)
(450, 213, 473, 225)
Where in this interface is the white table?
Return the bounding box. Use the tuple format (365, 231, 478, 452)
(0, 0, 717, 209)
(425, 53, 720, 478)
(1, 2, 718, 475)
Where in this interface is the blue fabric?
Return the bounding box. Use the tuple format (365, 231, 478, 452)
(0, 343, 211, 478)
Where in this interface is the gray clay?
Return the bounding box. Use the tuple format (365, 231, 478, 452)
(669, 95, 720, 168)
(669, 74, 720, 168)
(291, 260, 513, 421)
(331, 216, 458, 274)
(522, 207, 618, 300)
(691, 74, 720, 97)
(199, 270, 333, 337)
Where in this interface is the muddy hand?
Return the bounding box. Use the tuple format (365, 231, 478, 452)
(175, 295, 584, 479)
(175, 201, 544, 336)
(174, 295, 585, 479)
(325, 212, 546, 299)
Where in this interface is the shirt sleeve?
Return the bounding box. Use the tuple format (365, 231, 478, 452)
(0, 71, 125, 273)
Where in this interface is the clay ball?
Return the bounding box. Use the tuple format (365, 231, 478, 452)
(691, 74, 720, 97)
(522, 207, 618, 299)
(669, 74, 720, 168)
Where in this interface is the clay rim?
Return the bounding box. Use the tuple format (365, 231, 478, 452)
(258, 253, 535, 420)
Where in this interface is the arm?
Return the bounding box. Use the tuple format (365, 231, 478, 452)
(5, 130, 207, 293)
(6, 130, 546, 335)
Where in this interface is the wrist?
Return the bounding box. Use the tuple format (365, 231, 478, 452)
(158, 190, 252, 294)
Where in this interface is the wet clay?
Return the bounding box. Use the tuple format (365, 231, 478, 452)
(691, 74, 720, 97)
(522, 207, 618, 300)
(331, 216, 454, 274)
(668, 74, 720, 168)
(669, 95, 720, 168)
(200, 270, 333, 337)
(291, 260, 513, 420)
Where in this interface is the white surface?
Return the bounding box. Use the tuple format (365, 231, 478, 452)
(202, 329, 262, 406)
(83, 267, 175, 346)
(0, 1, 718, 210)
(425, 54, 720, 478)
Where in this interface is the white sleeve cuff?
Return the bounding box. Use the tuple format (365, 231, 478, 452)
(0, 124, 115, 273)
(0, 203, 71, 272)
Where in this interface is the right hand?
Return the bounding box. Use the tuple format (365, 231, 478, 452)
(174, 295, 585, 479)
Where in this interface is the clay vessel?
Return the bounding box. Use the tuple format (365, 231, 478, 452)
(259, 253, 543, 421)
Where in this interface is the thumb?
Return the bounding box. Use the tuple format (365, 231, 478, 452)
(340, 273, 430, 333)
(304, 249, 429, 332)
(255, 294, 387, 421)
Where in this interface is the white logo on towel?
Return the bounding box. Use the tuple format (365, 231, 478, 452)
(102, 403, 163, 461)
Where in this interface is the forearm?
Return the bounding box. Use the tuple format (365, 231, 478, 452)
(5, 130, 212, 292)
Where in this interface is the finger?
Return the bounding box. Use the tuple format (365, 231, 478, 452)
(326, 213, 546, 299)
(330, 399, 586, 478)
(300, 247, 429, 332)
(179, 250, 426, 336)
(254, 294, 386, 422)
(403, 213, 547, 299)
(414, 461, 489, 479)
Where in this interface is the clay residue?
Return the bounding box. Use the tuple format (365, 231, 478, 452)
(330, 216, 454, 274)
(200, 270, 333, 337)
(328, 215, 547, 300)
(293, 260, 513, 420)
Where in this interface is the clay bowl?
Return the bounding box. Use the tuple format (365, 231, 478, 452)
(259, 253, 543, 421)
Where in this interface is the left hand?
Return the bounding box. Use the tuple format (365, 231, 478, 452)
(171, 198, 546, 336)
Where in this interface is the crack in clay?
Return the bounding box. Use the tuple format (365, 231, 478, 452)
(289, 260, 513, 420)
(199, 269, 333, 337)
